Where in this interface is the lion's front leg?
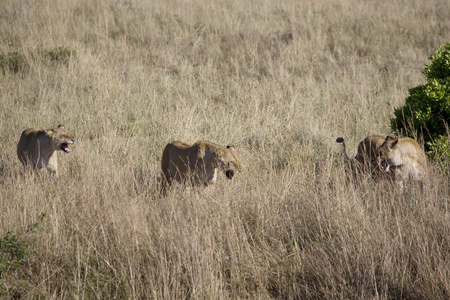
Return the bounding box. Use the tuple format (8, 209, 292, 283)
(194, 159, 217, 186)
(205, 168, 218, 185)
(46, 152, 58, 177)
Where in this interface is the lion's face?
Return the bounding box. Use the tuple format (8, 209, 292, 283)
(47, 125, 75, 153)
(378, 138, 401, 172)
(217, 145, 242, 180)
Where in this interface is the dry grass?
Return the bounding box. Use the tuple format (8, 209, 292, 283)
(1, 0, 449, 298)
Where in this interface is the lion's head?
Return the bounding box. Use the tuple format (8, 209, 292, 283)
(47, 124, 75, 154)
(377, 137, 402, 172)
(216, 145, 242, 180)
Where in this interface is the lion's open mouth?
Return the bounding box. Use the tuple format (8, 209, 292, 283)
(225, 169, 234, 179)
(61, 143, 70, 153)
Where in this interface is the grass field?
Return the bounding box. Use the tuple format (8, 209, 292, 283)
(1, 0, 449, 298)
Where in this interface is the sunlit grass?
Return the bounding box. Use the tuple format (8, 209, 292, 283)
(0, 0, 449, 298)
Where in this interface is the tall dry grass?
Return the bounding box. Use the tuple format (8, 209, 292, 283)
(0, 0, 449, 298)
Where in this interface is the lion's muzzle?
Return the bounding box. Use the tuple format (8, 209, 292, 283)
(225, 169, 235, 179)
(61, 140, 75, 153)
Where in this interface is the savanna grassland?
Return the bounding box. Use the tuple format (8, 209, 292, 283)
(1, 0, 449, 298)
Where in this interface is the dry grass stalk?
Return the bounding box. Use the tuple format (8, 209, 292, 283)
(0, 0, 449, 298)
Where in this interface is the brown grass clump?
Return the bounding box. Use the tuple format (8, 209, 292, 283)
(1, 0, 449, 298)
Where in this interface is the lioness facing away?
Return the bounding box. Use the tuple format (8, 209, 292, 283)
(336, 135, 389, 176)
(17, 124, 75, 177)
(161, 141, 242, 192)
(377, 136, 426, 189)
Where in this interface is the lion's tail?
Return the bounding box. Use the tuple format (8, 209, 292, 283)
(336, 137, 351, 162)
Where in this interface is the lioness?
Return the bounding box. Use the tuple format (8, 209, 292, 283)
(377, 136, 426, 189)
(161, 140, 242, 192)
(336, 135, 389, 176)
(17, 124, 75, 177)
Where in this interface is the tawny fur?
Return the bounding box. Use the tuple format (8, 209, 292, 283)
(17, 124, 75, 177)
(378, 136, 426, 189)
(161, 140, 242, 193)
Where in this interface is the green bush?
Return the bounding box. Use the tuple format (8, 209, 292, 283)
(0, 51, 28, 73)
(0, 232, 29, 296)
(38, 46, 75, 63)
(391, 43, 450, 161)
(0, 213, 45, 296)
(0, 47, 75, 74)
(0, 232, 29, 276)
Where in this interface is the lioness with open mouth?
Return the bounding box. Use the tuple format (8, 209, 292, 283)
(161, 140, 242, 193)
(17, 124, 75, 177)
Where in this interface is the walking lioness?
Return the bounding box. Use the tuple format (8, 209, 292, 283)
(161, 140, 242, 192)
(17, 124, 75, 177)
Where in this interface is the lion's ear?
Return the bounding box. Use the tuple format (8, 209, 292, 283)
(58, 124, 66, 129)
(389, 139, 399, 149)
(226, 145, 235, 151)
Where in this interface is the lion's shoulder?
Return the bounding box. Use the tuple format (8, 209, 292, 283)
(192, 141, 223, 153)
